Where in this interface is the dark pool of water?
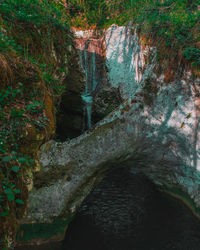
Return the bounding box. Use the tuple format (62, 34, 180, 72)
(16, 167, 200, 250)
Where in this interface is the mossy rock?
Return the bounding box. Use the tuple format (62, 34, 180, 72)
(16, 215, 73, 245)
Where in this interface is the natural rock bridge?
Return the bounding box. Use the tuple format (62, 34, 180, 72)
(22, 80, 200, 222)
(17, 25, 200, 245)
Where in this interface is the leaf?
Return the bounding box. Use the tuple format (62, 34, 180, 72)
(13, 189, 20, 194)
(15, 199, 24, 205)
(1, 211, 9, 217)
(18, 157, 28, 164)
(11, 151, 17, 155)
(186, 113, 191, 119)
(11, 165, 19, 173)
(4, 188, 11, 195)
(7, 193, 15, 201)
(180, 122, 185, 128)
(2, 156, 12, 162)
(4, 188, 15, 201)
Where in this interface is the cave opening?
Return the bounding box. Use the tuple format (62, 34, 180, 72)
(62, 167, 200, 250)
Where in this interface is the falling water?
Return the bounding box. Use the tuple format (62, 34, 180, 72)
(81, 93, 93, 129)
(80, 41, 98, 130)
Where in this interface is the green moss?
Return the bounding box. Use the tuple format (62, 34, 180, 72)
(16, 215, 73, 243)
(159, 184, 200, 220)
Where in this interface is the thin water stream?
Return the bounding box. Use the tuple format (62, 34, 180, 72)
(80, 42, 98, 130)
(16, 167, 200, 250)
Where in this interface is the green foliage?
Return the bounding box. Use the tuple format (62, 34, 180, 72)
(0, 0, 72, 247)
(133, 0, 200, 67)
(0, 0, 71, 96)
(0, 0, 68, 56)
(11, 109, 25, 118)
(0, 150, 33, 214)
(68, 0, 199, 68)
(66, 0, 139, 27)
(26, 101, 45, 114)
(183, 47, 200, 66)
(0, 31, 22, 54)
(0, 3, 72, 239)
(0, 0, 68, 28)
(0, 85, 23, 107)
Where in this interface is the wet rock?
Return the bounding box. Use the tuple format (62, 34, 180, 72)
(92, 85, 123, 123)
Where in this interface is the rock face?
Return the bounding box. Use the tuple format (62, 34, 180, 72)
(74, 28, 123, 130)
(17, 25, 200, 245)
(92, 86, 122, 123)
(105, 25, 144, 99)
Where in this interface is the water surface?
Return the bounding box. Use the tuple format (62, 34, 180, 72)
(16, 167, 200, 250)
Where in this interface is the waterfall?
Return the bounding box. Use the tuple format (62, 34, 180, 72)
(80, 41, 98, 130)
